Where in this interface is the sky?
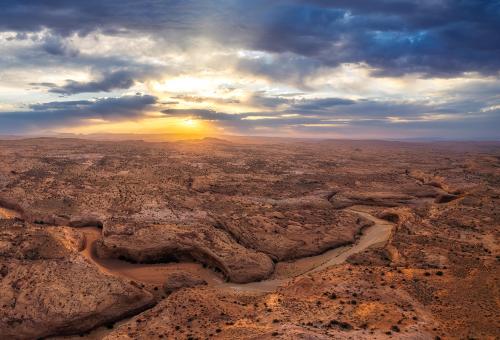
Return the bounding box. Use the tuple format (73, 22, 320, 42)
(0, 0, 499, 139)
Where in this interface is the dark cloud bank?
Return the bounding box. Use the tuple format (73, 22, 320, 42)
(43, 71, 136, 95)
(0, 95, 157, 133)
(2, 0, 499, 77)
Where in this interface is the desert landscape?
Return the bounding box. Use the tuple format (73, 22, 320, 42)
(0, 137, 498, 339)
(1, 1, 499, 339)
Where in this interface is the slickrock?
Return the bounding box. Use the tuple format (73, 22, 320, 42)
(218, 204, 372, 261)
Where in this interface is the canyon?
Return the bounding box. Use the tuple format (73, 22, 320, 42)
(0, 138, 498, 339)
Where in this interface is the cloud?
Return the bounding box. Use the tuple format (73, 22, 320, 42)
(0, 1, 499, 139)
(172, 95, 240, 105)
(46, 70, 136, 95)
(41, 34, 79, 57)
(291, 97, 356, 111)
(237, 52, 321, 88)
(0, 1, 208, 37)
(2, 90, 498, 139)
(0, 94, 157, 133)
(270, 1, 500, 77)
(159, 92, 500, 139)
(0, 1, 499, 77)
(246, 93, 291, 109)
(162, 108, 243, 121)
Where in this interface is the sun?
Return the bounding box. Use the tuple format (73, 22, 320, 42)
(182, 119, 198, 128)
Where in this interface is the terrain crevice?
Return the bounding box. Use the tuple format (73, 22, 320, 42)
(74, 206, 395, 293)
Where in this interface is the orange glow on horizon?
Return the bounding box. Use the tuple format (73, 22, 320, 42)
(59, 116, 214, 138)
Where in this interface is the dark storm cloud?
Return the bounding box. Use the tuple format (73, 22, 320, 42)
(0, 0, 211, 37)
(0, 94, 157, 133)
(237, 53, 321, 88)
(29, 94, 156, 114)
(292, 97, 356, 110)
(16, 52, 164, 95)
(245, 94, 356, 112)
(246, 93, 291, 109)
(40, 34, 79, 57)
(1, 42, 164, 82)
(0, 1, 499, 77)
(267, 0, 500, 77)
(45, 70, 136, 95)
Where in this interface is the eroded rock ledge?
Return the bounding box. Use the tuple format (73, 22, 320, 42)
(95, 222, 275, 283)
(0, 220, 154, 339)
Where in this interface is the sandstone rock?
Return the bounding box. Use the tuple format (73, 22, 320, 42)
(0, 222, 154, 339)
(95, 223, 274, 283)
(329, 191, 414, 209)
(163, 272, 207, 293)
(377, 211, 400, 223)
(103, 287, 258, 340)
(346, 248, 392, 266)
(220, 207, 368, 261)
(104, 266, 438, 340)
(434, 193, 459, 204)
(69, 215, 104, 228)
